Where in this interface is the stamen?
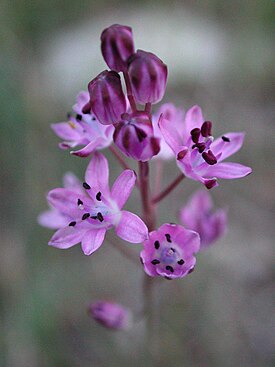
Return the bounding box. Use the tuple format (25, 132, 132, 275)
(190, 128, 201, 143)
(177, 259, 185, 265)
(92, 116, 96, 121)
(90, 215, 98, 220)
(222, 136, 230, 142)
(201, 121, 212, 137)
(195, 142, 206, 153)
(96, 192, 102, 201)
(77, 198, 83, 206)
(76, 114, 82, 121)
(165, 233, 172, 243)
(69, 221, 76, 227)
(177, 149, 187, 160)
(151, 259, 160, 265)
(83, 182, 91, 190)
(82, 213, 90, 220)
(97, 212, 104, 222)
(202, 150, 217, 165)
(166, 265, 174, 273)
(154, 240, 160, 250)
(68, 121, 76, 129)
(205, 179, 217, 190)
(188, 267, 195, 274)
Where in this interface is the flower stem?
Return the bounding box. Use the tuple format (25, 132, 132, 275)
(151, 173, 185, 204)
(123, 72, 137, 112)
(139, 161, 155, 231)
(109, 145, 130, 170)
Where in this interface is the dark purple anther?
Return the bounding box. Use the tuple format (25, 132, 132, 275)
(190, 128, 201, 143)
(154, 240, 160, 249)
(113, 111, 160, 161)
(196, 142, 206, 153)
(128, 50, 168, 104)
(202, 150, 217, 165)
(222, 136, 230, 142)
(166, 265, 174, 273)
(83, 182, 91, 190)
(101, 24, 135, 72)
(87, 70, 126, 125)
(165, 233, 172, 243)
(177, 259, 185, 265)
(82, 213, 90, 220)
(151, 259, 160, 265)
(96, 192, 102, 201)
(69, 221, 76, 227)
(201, 121, 212, 137)
(97, 212, 104, 222)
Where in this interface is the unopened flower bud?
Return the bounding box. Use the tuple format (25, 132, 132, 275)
(114, 111, 160, 161)
(85, 70, 126, 125)
(88, 301, 131, 330)
(101, 24, 135, 72)
(128, 50, 168, 104)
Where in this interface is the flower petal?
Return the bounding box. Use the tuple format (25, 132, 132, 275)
(184, 105, 204, 137)
(47, 188, 89, 217)
(49, 227, 86, 249)
(158, 115, 183, 153)
(85, 152, 109, 192)
(71, 139, 104, 158)
(115, 211, 148, 243)
(51, 122, 80, 140)
(211, 132, 245, 162)
(38, 209, 69, 229)
(111, 170, 136, 209)
(63, 172, 83, 193)
(206, 162, 252, 179)
(81, 228, 106, 255)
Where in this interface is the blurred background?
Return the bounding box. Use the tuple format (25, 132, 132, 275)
(0, 0, 274, 366)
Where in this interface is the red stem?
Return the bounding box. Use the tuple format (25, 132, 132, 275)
(152, 173, 185, 204)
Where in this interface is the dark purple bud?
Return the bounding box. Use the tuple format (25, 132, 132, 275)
(87, 70, 126, 125)
(113, 111, 160, 161)
(202, 150, 217, 165)
(190, 128, 201, 143)
(201, 121, 212, 137)
(101, 24, 135, 72)
(128, 50, 168, 104)
(177, 149, 188, 160)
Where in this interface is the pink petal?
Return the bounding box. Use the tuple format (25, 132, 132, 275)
(158, 115, 183, 152)
(211, 132, 245, 162)
(63, 172, 83, 193)
(47, 188, 88, 217)
(81, 228, 106, 255)
(111, 170, 136, 209)
(206, 162, 252, 179)
(85, 152, 109, 192)
(49, 227, 86, 249)
(184, 105, 204, 137)
(71, 139, 104, 157)
(38, 209, 69, 229)
(115, 211, 148, 243)
(51, 122, 80, 140)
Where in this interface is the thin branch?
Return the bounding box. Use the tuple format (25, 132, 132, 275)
(152, 173, 185, 204)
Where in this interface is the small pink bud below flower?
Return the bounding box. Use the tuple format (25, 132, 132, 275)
(101, 24, 135, 72)
(88, 301, 131, 330)
(128, 50, 168, 104)
(85, 70, 126, 125)
(113, 111, 160, 161)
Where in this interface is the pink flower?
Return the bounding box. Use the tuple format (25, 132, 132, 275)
(159, 105, 252, 188)
(180, 190, 227, 248)
(152, 103, 185, 160)
(51, 91, 114, 157)
(128, 50, 168, 104)
(88, 301, 132, 330)
(86, 71, 127, 125)
(140, 224, 200, 279)
(38, 172, 84, 229)
(43, 152, 148, 255)
(113, 111, 160, 161)
(101, 24, 135, 72)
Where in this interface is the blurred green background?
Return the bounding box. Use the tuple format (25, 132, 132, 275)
(1, 1, 274, 366)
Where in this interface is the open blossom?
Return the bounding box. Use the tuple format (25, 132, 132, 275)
(159, 105, 252, 188)
(38, 172, 84, 229)
(113, 111, 160, 161)
(88, 301, 132, 330)
(43, 152, 148, 255)
(152, 103, 185, 160)
(140, 224, 200, 279)
(51, 91, 114, 157)
(180, 190, 227, 248)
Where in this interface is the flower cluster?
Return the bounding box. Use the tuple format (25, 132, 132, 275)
(39, 24, 251, 328)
